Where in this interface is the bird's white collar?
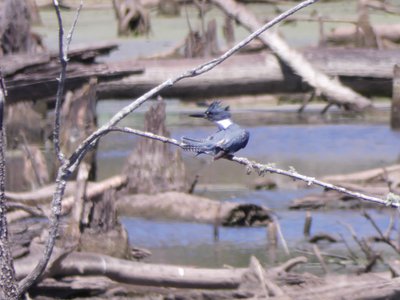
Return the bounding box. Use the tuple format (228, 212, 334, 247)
(216, 118, 233, 129)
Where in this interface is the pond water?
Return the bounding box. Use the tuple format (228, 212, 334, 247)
(96, 100, 400, 268)
(34, 1, 400, 269)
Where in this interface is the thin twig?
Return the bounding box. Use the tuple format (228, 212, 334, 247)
(363, 210, 400, 254)
(52, 0, 83, 164)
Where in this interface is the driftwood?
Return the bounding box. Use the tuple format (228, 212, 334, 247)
(15, 243, 247, 289)
(6, 175, 128, 222)
(13, 243, 400, 300)
(326, 24, 400, 46)
(117, 191, 272, 226)
(2, 42, 142, 103)
(211, 0, 372, 111)
(98, 48, 400, 101)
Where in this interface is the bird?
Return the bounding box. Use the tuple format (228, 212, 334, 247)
(181, 101, 250, 160)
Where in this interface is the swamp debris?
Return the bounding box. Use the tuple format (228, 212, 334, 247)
(117, 191, 272, 226)
(2, 41, 143, 103)
(99, 48, 400, 103)
(211, 0, 372, 112)
(14, 243, 400, 300)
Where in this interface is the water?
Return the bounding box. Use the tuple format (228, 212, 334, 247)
(96, 101, 400, 268)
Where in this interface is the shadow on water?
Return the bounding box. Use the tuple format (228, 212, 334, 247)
(97, 100, 400, 267)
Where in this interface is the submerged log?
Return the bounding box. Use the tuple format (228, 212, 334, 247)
(117, 191, 272, 226)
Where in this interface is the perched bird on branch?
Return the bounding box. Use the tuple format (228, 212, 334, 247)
(182, 101, 250, 159)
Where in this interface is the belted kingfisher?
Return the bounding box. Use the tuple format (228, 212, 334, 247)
(182, 101, 250, 159)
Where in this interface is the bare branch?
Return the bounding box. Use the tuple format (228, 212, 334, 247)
(52, 0, 83, 164)
(0, 70, 18, 299)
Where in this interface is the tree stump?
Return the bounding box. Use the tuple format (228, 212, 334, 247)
(123, 99, 187, 194)
(0, 0, 42, 55)
(60, 77, 98, 180)
(112, 0, 151, 36)
(392, 64, 400, 130)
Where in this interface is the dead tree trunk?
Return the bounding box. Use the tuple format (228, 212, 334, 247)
(211, 0, 373, 112)
(0, 0, 41, 55)
(112, 0, 151, 36)
(123, 99, 187, 194)
(392, 65, 400, 130)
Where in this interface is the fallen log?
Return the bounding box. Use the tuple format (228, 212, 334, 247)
(1, 41, 143, 103)
(327, 24, 400, 45)
(14, 243, 400, 300)
(6, 175, 128, 222)
(322, 164, 400, 184)
(98, 48, 400, 101)
(117, 191, 272, 226)
(15, 244, 247, 289)
(210, 0, 372, 111)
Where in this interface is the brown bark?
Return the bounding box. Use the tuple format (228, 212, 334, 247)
(211, 0, 372, 111)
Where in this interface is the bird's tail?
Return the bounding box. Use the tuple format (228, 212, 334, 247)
(181, 137, 213, 154)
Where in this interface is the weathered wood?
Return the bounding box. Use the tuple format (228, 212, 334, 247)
(6, 175, 128, 223)
(0, 0, 39, 56)
(5, 60, 143, 103)
(13, 244, 400, 300)
(15, 244, 247, 289)
(117, 191, 272, 226)
(326, 24, 400, 46)
(211, 0, 372, 111)
(392, 64, 400, 129)
(98, 48, 400, 101)
(123, 99, 187, 194)
(112, 0, 150, 36)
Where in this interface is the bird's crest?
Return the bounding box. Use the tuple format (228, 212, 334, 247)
(206, 101, 229, 114)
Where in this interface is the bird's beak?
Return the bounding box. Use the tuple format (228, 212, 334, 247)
(189, 113, 206, 118)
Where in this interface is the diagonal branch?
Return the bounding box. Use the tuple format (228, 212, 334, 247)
(101, 126, 399, 209)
